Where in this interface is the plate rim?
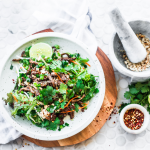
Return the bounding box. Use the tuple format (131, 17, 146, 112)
(0, 32, 105, 141)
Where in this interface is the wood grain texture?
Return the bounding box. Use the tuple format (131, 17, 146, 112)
(22, 29, 117, 147)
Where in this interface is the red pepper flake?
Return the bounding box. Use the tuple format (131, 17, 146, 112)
(124, 108, 144, 130)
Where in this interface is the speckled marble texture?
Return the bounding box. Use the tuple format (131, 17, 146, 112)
(1, 0, 150, 150)
(109, 8, 147, 63)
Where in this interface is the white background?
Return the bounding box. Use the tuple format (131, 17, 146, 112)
(1, 0, 150, 150)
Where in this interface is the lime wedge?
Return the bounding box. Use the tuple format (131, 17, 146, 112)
(148, 95, 150, 104)
(29, 43, 52, 59)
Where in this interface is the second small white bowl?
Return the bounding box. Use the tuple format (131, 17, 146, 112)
(120, 104, 149, 134)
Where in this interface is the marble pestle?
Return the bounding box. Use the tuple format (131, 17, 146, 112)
(109, 8, 147, 63)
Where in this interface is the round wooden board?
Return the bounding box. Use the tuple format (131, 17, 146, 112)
(22, 29, 117, 147)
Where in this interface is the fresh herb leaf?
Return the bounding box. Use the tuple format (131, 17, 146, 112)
(10, 64, 13, 70)
(64, 64, 73, 71)
(141, 85, 149, 93)
(131, 99, 140, 104)
(67, 80, 76, 87)
(135, 82, 143, 90)
(40, 74, 45, 80)
(75, 103, 79, 112)
(38, 62, 45, 67)
(62, 60, 68, 68)
(40, 86, 56, 105)
(47, 105, 55, 113)
(36, 74, 40, 78)
(42, 120, 50, 127)
(46, 117, 60, 131)
(25, 46, 31, 57)
(67, 89, 74, 99)
(123, 79, 150, 114)
(59, 83, 67, 94)
(20, 59, 30, 68)
(45, 57, 53, 63)
(50, 60, 62, 69)
(54, 45, 60, 49)
(130, 88, 139, 94)
(58, 124, 64, 131)
(53, 67, 66, 73)
(2, 93, 14, 105)
(61, 101, 66, 109)
(52, 53, 58, 60)
(65, 123, 69, 126)
(33, 82, 41, 87)
(137, 93, 143, 100)
(79, 58, 89, 65)
(124, 91, 132, 99)
(75, 80, 84, 93)
(94, 88, 99, 93)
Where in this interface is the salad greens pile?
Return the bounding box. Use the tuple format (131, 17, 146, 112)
(3, 43, 99, 131)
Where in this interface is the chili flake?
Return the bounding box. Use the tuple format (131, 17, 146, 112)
(124, 108, 144, 130)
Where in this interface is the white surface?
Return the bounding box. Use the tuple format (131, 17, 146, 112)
(120, 104, 149, 134)
(0, 33, 105, 141)
(1, 0, 150, 149)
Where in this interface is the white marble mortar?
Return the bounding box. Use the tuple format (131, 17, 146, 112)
(109, 20, 150, 81)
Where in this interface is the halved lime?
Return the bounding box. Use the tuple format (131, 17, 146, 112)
(148, 95, 150, 104)
(29, 43, 52, 59)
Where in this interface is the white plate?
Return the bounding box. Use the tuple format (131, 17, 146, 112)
(0, 32, 105, 141)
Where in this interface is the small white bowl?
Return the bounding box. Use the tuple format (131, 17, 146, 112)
(120, 104, 149, 134)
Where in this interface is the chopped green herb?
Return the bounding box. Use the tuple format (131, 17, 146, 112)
(123, 79, 150, 114)
(65, 123, 69, 126)
(75, 103, 79, 112)
(33, 82, 41, 87)
(38, 62, 44, 67)
(59, 83, 67, 94)
(54, 45, 60, 49)
(10, 64, 13, 70)
(40, 74, 45, 80)
(52, 53, 58, 60)
(24, 46, 31, 57)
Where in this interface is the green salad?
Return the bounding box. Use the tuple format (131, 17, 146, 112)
(3, 43, 99, 131)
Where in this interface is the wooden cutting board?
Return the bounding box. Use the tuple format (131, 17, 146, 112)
(22, 29, 117, 147)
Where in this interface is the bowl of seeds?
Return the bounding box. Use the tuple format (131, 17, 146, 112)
(109, 20, 150, 79)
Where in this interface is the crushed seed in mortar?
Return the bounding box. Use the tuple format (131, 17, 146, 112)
(123, 33, 150, 72)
